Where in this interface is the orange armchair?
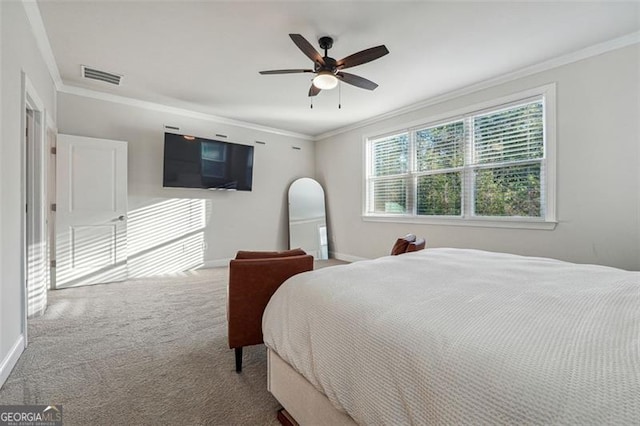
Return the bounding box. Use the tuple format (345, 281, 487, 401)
(227, 248, 313, 372)
(406, 238, 426, 252)
(391, 234, 426, 255)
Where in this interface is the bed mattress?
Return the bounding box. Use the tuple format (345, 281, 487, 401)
(262, 248, 639, 425)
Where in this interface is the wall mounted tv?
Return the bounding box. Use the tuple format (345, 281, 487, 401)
(163, 133, 254, 191)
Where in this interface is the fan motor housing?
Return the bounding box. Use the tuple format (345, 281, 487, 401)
(318, 36, 334, 50)
(315, 56, 338, 73)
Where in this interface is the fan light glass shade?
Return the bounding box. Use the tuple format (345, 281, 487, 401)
(313, 72, 338, 90)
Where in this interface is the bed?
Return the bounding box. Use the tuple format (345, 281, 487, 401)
(262, 248, 639, 425)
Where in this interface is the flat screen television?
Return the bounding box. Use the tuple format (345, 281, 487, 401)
(163, 133, 254, 191)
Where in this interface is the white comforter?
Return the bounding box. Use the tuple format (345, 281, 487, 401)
(262, 248, 640, 425)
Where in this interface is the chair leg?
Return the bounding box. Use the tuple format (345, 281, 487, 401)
(235, 347, 243, 373)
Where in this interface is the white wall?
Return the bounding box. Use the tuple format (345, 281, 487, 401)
(316, 44, 640, 271)
(1, 1, 57, 385)
(57, 92, 315, 276)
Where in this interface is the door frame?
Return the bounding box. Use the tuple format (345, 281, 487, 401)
(20, 72, 49, 347)
(47, 127, 57, 290)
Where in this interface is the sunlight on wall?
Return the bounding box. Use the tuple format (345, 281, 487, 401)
(127, 198, 206, 278)
(53, 198, 208, 287)
(27, 240, 48, 318)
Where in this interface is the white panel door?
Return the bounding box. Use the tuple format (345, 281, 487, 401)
(55, 134, 128, 288)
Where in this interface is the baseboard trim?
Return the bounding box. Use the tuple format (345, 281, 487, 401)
(330, 252, 369, 263)
(0, 335, 25, 389)
(201, 258, 232, 269)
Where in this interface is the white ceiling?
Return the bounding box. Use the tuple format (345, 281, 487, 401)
(37, 1, 640, 137)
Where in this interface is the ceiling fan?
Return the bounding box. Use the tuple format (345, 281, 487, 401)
(259, 34, 389, 97)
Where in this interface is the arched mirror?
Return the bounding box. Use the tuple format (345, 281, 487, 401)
(288, 178, 328, 259)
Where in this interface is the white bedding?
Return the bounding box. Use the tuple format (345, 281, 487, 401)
(262, 248, 640, 425)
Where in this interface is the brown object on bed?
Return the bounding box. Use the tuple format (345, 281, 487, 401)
(227, 249, 313, 373)
(390, 234, 416, 255)
(406, 238, 426, 253)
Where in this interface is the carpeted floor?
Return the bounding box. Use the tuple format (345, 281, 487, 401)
(0, 261, 343, 425)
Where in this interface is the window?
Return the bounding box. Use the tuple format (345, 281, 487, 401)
(365, 86, 556, 229)
(201, 141, 227, 178)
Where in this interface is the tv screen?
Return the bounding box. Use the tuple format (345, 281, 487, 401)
(163, 133, 254, 191)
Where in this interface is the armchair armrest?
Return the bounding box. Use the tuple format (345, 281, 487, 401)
(406, 238, 426, 253)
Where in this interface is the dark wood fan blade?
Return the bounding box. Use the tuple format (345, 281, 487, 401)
(259, 69, 314, 75)
(337, 45, 389, 69)
(289, 34, 325, 66)
(308, 84, 321, 97)
(337, 72, 378, 90)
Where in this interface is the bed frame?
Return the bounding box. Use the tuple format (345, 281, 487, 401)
(267, 348, 356, 425)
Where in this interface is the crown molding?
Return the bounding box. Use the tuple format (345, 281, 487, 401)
(22, 0, 312, 140)
(21, 0, 63, 90)
(22, 0, 638, 143)
(314, 31, 640, 141)
(59, 84, 314, 140)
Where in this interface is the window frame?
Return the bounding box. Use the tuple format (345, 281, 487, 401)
(362, 84, 557, 230)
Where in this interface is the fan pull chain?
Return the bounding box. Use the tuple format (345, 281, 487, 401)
(310, 96, 313, 109)
(338, 82, 342, 109)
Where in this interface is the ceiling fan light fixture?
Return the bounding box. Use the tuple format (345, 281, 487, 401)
(259, 34, 389, 99)
(313, 72, 338, 90)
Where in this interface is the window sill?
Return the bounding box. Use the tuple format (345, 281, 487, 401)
(362, 215, 557, 230)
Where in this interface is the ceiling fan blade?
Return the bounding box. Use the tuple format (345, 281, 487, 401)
(259, 69, 314, 75)
(337, 45, 389, 69)
(289, 34, 325, 66)
(337, 72, 379, 90)
(308, 84, 321, 97)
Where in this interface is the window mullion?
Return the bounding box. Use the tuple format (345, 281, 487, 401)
(471, 158, 542, 170)
(408, 128, 417, 216)
(414, 166, 465, 176)
(463, 116, 474, 219)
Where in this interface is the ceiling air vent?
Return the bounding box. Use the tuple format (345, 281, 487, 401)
(81, 65, 123, 86)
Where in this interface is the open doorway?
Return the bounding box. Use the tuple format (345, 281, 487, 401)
(22, 74, 49, 330)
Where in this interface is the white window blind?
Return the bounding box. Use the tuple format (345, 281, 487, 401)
(471, 100, 544, 218)
(368, 133, 409, 214)
(415, 120, 465, 216)
(365, 90, 554, 227)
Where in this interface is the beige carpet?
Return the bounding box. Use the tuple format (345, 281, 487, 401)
(0, 261, 343, 425)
